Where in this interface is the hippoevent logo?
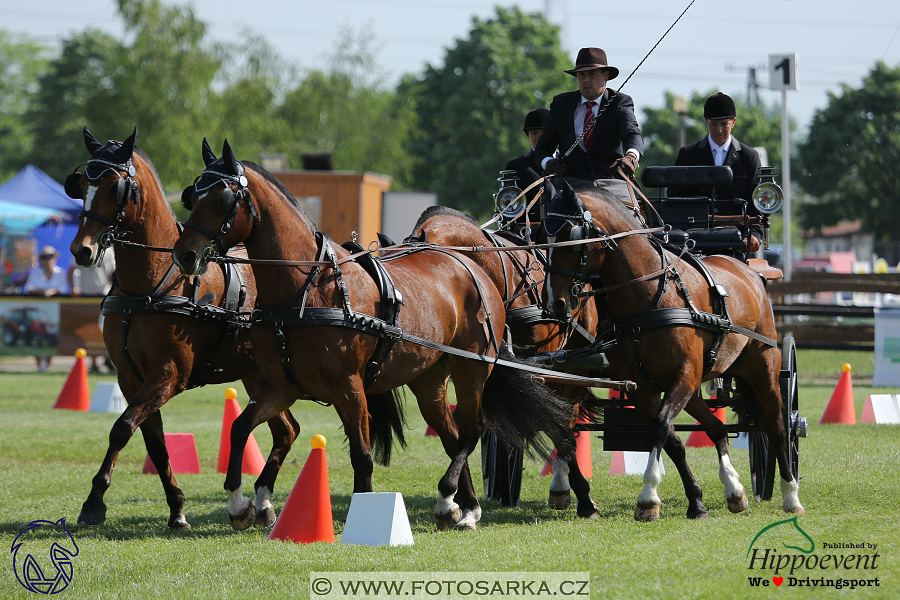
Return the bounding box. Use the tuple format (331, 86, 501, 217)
(745, 516, 881, 590)
(10, 518, 79, 594)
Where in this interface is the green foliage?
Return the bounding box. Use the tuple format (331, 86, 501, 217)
(640, 90, 785, 172)
(0, 32, 49, 181)
(796, 61, 900, 242)
(400, 7, 571, 217)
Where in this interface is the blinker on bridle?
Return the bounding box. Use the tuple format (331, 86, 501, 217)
(181, 164, 257, 258)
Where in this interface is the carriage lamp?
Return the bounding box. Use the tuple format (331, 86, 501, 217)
(752, 167, 784, 251)
(494, 170, 526, 220)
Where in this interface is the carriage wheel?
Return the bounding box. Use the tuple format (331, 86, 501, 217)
(748, 333, 800, 502)
(480, 431, 523, 507)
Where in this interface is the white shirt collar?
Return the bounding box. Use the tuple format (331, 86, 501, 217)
(708, 134, 733, 154)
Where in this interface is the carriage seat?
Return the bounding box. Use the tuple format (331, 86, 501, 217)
(641, 166, 748, 256)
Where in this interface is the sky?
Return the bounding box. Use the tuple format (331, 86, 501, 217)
(3, 0, 900, 134)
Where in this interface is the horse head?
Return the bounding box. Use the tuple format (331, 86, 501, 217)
(543, 184, 618, 320)
(174, 139, 255, 276)
(67, 126, 142, 266)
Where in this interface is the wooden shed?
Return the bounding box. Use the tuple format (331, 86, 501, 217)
(272, 170, 391, 246)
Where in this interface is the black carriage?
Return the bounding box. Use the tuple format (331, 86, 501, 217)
(483, 165, 806, 505)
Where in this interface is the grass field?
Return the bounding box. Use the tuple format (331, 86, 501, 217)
(0, 350, 898, 599)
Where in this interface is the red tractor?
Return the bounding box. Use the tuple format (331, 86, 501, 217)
(1, 306, 58, 347)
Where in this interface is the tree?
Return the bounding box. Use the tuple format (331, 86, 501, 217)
(797, 61, 900, 242)
(0, 32, 50, 180)
(399, 7, 571, 217)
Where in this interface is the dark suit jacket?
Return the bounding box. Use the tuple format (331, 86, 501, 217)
(534, 89, 643, 180)
(504, 150, 543, 221)
(674, 135, 763, 240)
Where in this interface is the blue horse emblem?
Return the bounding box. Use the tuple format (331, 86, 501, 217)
(11, 518, 79, 594)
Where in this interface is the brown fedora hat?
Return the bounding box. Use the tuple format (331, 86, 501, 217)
(564, 47, 619, 80)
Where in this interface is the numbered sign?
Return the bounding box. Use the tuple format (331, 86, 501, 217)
(769, 53, 799, 91)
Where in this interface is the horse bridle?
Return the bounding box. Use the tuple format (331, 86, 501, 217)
(181, 165, 258, 260)
(65, 156, 140, 260)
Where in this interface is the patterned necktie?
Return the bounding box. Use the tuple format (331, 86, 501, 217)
(583, 101, 597, 149)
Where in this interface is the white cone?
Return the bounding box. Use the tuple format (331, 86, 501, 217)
(341, 492, 414, 546)
(90, 382, 126, 413)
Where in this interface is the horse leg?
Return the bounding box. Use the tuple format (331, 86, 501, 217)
(684, 391, 748, 514)
(548, 456, 571, 509)
(78, 383, 177, 527)
(408, 366, 480, 530)
(661, 426, 708, 519)
(566, 454, 600, 519)
(139, 410, 190, 529)
(253, 409, 300, 528)
(751, 374, 804, 514)
(635, 383, 696, 522)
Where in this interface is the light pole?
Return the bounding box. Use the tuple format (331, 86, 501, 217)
(673, 95, 688, 150)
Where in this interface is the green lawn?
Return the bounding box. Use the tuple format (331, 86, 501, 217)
(0, 350, 898, 599)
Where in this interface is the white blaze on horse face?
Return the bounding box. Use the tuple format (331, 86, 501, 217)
(83, 184, 99, 218)
(549, 457, 570, 493)
(637, 450, 662, 507)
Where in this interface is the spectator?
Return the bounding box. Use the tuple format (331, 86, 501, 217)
(22, 246, 68, 372)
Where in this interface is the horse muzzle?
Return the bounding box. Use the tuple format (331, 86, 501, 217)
(172, 248, 208, 277)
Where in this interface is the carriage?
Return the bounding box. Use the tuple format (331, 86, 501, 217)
(486, 164, 807, 508)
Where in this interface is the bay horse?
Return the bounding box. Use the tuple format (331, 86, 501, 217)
(66, 127, 303, 530)
(408, 206, 603, 518)
(543, 185, 803, 520)
(171, 139, 578, 530)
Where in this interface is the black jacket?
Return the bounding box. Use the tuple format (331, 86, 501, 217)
(535, 89, 643, 180)
(674, 135, 763, 241)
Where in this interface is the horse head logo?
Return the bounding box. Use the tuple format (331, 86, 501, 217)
(746, 515, 815, 559)
(10, 518, 79, 594)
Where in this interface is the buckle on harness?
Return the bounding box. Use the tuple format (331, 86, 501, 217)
(384, 325, 402, 339)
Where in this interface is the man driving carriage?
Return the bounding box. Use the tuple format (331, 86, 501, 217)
(674, 92, 763, 254)
(535, 47, 644, 202)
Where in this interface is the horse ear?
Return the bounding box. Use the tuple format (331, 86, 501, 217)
(201, 138, 217, 166)
(222, 139, 239, 174)
(83, 126, 103, 154)
(115, 127, 138, 163)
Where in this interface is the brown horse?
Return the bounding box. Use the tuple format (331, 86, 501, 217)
(171, 140, 578, 530)
(408, 205, 603, 518)
(66, 127, 302, 530)
(543, 185, 803, 520)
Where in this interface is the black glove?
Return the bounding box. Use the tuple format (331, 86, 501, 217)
(611, 153, 638, 178)
(543, 159, 566, 176)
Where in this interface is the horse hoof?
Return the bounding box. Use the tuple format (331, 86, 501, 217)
(634, 503, 660, 522)
(783, 504, 805, 515)
(548, 490, 572, 510)
(454, 516, 478, 531)
(727, 493, 749, 514)
(435, 507, 462, 531)
(77, 508, 107, 527)
(167, 516, 191, 531)
(229, 502, 257, 530)
(254, 505, 276, 528)
(576, 500, 600, 519)
(687, 510, 709, 520)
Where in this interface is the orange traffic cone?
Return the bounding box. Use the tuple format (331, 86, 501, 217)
(686, 404, 726, 448)
(820, 363, 857, 424)
(539, 413, 592, 478)
(52, 348, 90, 411)
(268, 435, 334, 544)
(217, 388, 266, 475)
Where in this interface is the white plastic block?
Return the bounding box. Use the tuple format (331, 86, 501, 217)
(90, 382, 127, 413)
(341, 492, 414, 546)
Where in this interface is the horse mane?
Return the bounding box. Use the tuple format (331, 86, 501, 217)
(411, 205, 479, 234)
(133, 146, 176, 220)
(243, 161, 317, 234)
(577, 187, 642, 231)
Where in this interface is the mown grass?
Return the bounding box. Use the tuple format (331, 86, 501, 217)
(0, 351, 898, 599)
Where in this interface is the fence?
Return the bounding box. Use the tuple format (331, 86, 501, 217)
(767, 271, 900, 351)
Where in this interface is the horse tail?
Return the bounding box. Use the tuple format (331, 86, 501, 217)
(367, 388, 408, 467)
(480, 344, 578, 461)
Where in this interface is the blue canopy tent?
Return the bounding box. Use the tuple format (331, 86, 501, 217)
(0, 200, 65, 236)
(0, 165, 82, 218)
